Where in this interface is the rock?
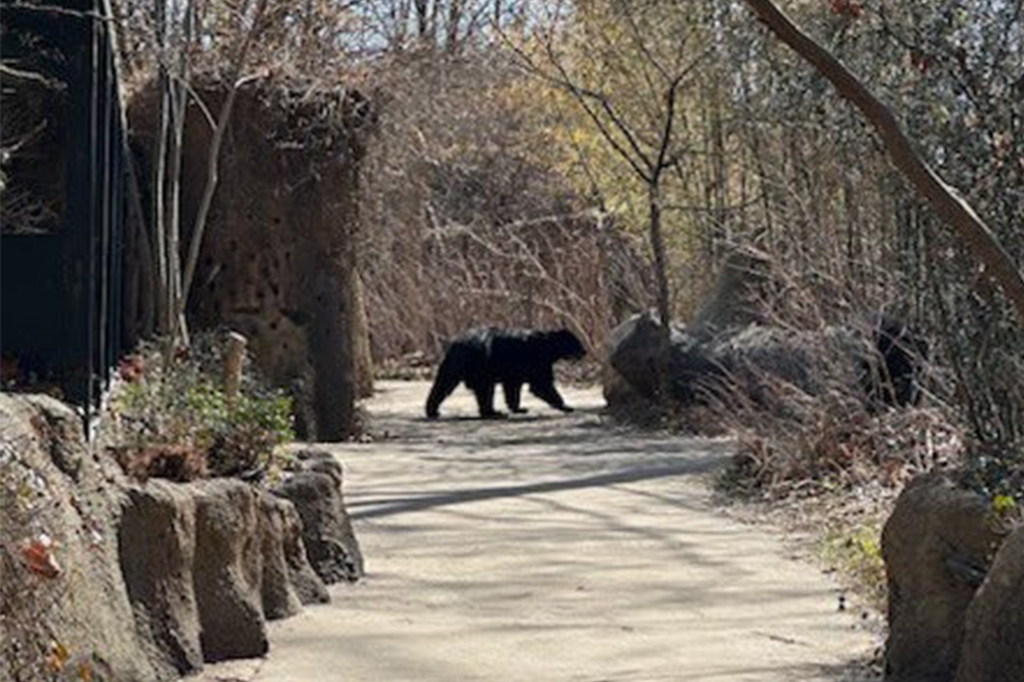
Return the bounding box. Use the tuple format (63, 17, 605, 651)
(881, 473, 1004, 682)
(118, 481, 203, 676)
(0, 394, 163, 681)
(121, 475, 326, 666)
(191, 479, 269, 662)
(600, 355, 642, 408)
(692, 246, 774, 332)
(604, 313, 659, 400)
(1, 394, 333, 680)
(259, 492, 302, 620)
(955, 524, 1024, 682)
(605, 250, 927, 415)
(292, 447, 344, 487)
(712, 324, 826, 399)
(275, 448, 364, 584)
(275, 494, 331, 606)
(259, 492, 328, 619)
(606, 312, 713, 404)
(606, 312, 862, 409)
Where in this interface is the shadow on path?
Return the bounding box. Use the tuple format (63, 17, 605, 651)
(351, 455, 725, 520)
(231, 380, 881, 682)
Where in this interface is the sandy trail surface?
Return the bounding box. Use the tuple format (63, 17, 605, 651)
(198, 380, 876, 682)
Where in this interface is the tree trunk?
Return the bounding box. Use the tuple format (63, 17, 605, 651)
(648, 180, 673, 403)
(180, 0, 267, 314)
(152, 73, 171, 336)
(166, 76, 187, 342)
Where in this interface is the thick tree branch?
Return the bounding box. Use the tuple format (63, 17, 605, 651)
(654, 76, 683, 175)
(743, 0, 1024, 323)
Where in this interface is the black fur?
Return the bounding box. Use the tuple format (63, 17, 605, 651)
(425, 327, 587, 419)
(862, 313, 929, 408)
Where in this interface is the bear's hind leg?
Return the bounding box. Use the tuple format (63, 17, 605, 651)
(503, 381, 528, 414)
(426, 354, 463, 419)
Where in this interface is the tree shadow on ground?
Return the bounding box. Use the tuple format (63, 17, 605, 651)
(349, 456, 724, 520)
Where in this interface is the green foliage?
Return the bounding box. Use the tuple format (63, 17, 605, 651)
(113, 334, 294, 479)
(992, 494, 1017, 517)
(821, 522, 887, 612)
(207, 388, 295, 477)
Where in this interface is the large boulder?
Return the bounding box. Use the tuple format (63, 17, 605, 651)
(0, 394, 162, 682)
(191, 479, 269, 662)
(275, 494, 332, 606)
(604, 312, 716, 405)
(119, 475, 328, 669)
(274, 448, 364, 584)
(118, 481, 203, 676)
(955, 524, 1024, 682)
(259, 492, 329, 619)
(606, 312, 864, 410)
(881, 474, 1004, 682)
(605, 248, 926, 413)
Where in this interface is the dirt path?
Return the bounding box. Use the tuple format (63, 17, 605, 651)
(202, 380, 877, 682)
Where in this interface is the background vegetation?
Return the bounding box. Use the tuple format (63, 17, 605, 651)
(97, 0, 1024, 495)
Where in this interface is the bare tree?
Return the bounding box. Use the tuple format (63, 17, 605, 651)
(0, 68, 64, 235)
(509, 0, 709, 394)
(118, 0, 271, 344)
(743, 0, 1024, 324)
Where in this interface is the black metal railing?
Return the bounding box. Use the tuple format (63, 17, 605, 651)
(1, 0, 126, 428)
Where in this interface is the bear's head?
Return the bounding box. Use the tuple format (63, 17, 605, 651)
(547, 329, 587, 361)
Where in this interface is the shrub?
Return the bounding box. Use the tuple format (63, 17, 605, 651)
(110, 332, 294, 481)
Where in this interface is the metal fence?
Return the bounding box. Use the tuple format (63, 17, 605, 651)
(1, 0, 126, 426)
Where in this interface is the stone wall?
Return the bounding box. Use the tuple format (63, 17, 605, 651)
(128, 81, 375, 440)
(0, 393, 356, 681)
(1, 393, 162, 682)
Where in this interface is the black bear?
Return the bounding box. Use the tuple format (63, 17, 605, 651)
(862, 313, 929, 408)
(425, 327, 587, 419)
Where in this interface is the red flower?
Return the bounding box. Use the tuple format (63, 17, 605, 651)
(118, 355, 144, 383)
(830, 0, 863, 18)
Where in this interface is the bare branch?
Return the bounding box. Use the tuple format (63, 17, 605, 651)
(744, 0, 1024, 324)
(181, 0, 270, 308)
(0, 63, 64, 90)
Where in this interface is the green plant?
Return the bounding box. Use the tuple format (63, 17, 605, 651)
(821, 523, 887, 612)
(992, 494, 1017, 516)
(207, 388, 294, 477)
(989, 492, 1023, 530)
(111, 333, 294, 481)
